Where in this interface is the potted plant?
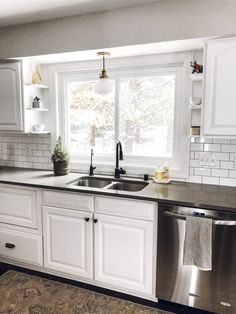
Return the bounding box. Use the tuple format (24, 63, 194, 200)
(51, 136, 70, 176)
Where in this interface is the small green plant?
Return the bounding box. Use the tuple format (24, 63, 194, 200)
(51, 136, 70, 163)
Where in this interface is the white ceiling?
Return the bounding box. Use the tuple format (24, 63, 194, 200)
(20, 38, 205, 64)
(0, 0, 159, 27)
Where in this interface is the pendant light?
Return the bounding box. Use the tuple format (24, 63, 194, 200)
(95, 51, 113, 95)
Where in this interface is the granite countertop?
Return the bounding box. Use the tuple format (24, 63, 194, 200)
(0, 167, 236, 213)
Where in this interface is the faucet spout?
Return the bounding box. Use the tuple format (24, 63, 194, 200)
(115, 141, 126, 178)
(89, 148, 96, 176)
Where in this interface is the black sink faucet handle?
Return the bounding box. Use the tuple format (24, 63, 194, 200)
(120, 167, 126, 175)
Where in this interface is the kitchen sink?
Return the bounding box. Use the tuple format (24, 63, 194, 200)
(70, 177, 112, 189)
(106, 181, 148, 192)
(67, 176, 149, 192)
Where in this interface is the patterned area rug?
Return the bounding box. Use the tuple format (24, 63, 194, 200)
(0, 270, 172, 314)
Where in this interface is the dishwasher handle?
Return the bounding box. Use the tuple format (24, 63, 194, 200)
(164, 211, 236, 226)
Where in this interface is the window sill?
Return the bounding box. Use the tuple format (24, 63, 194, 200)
(69, 159, 188, 180)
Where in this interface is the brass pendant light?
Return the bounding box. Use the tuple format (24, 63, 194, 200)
(95, 51, 113, 95)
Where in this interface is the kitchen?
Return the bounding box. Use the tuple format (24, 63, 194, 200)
(0, 1, 236, 313)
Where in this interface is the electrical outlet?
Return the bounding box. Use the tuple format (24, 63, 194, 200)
(198, 152, 216, 168)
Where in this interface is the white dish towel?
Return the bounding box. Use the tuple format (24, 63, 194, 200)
(183, 216, 212, 271)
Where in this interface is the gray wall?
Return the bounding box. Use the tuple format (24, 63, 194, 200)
(0, 0, 236, 58)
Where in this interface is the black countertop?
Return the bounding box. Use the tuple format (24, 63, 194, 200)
(0, 167, 236, 213)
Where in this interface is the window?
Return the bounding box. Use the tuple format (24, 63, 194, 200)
(57, 54, 190, 177)
(119, 74, 175, 157)
(67, 80, 115, 155)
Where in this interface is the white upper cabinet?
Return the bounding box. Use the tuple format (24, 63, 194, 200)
(0, 61, 24, 132)
(203, 37, 236, 136)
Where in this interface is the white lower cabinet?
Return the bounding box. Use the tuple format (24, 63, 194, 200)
(41, 193, 157, 299)
(94, 213, 154, 295)
(0, 227, 42, 266)
(43, 206, 93, 279)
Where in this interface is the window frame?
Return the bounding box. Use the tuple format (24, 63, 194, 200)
(55, 53, 191, 178)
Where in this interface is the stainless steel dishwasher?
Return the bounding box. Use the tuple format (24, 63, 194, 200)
(156, 204, 236, 314)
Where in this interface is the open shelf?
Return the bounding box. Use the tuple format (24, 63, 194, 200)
(24, 84, 49, 89)
(26, 108, 49, 111)
(26, 131, 50, 135)
(189, 105, 201, 110)
(190, 73, 203, 81)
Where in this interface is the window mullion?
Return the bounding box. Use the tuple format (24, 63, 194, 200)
(115, 76, 120, 144)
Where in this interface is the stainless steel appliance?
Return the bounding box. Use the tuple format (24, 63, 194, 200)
(157, 204, 236, 313)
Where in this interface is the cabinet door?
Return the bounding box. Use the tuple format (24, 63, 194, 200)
(94, 214, 155, 295)
(43, 206, 93, 279)
(203, 38, 236, 136)
(0, 185, 38, 229)
(0, 61, 24, 131)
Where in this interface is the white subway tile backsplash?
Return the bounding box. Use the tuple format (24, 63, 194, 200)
(204, 144, 221, 152)
(190, 159, 199, 167)
(189, 167, 194, 175)
(0, 133, 52, 170)
(194, 168, 211, 176)
(211, 169, 228, 177)
(213, 138, 231, 144)
(195, 137, 213, 144)
(220, 161, 235, 169)
(3, 132, 236, 187)
(32, 150, 43, 157)
(187, 175, 202, 183)
(38, 144, 49, 151)
(229, 170, 236, 178)
(188, 137, 236, 186)
(220, 178, 236, 186)
(191, 143, 204, 151)
(202, 176, 219, 185)
(215, 152, 230, 161)
(230, 153, 235, 161)
(221, 144, 236, 152)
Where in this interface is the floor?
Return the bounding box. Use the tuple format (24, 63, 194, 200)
(0, 270, 173, 314)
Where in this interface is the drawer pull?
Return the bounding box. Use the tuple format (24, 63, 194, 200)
(84, 217, 90, 222)
(93, 218, 98, 223)
(5, 243, 15, 249)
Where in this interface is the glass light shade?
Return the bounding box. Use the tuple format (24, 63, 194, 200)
(95, 78, 113, 95)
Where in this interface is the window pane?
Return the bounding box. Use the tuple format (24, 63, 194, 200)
(67, 80, 114, 154)
(119, 75, 175, 157)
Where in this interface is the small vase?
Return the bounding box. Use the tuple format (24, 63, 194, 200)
(32, 66, 42, 85)
(53, 161, 69, 176)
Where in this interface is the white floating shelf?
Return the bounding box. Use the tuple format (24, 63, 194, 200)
(190, 74, 203, 81)
(26, 108, 49, 111)
(27, 131, 50, 135)
(24, 84, 49, 89)
(189, 105, 201, 110)
(188, 135, 201, 138)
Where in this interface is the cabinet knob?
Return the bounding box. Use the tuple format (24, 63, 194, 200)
(5, 243, 15, 249)
(93, 218, 98, 223)
(84, 217, 90, 222)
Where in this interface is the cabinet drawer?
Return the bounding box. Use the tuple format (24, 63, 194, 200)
(0, 185, 38, 228)
(43, 190, 93, 212)
(95, 196, 156, 221)
(0, 228, 42, 266)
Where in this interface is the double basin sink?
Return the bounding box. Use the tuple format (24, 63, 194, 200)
(67, 176, 149, 192)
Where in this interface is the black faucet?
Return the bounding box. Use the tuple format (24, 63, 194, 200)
(115, 141, 126, 178)
(89, 148, 96, 176)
